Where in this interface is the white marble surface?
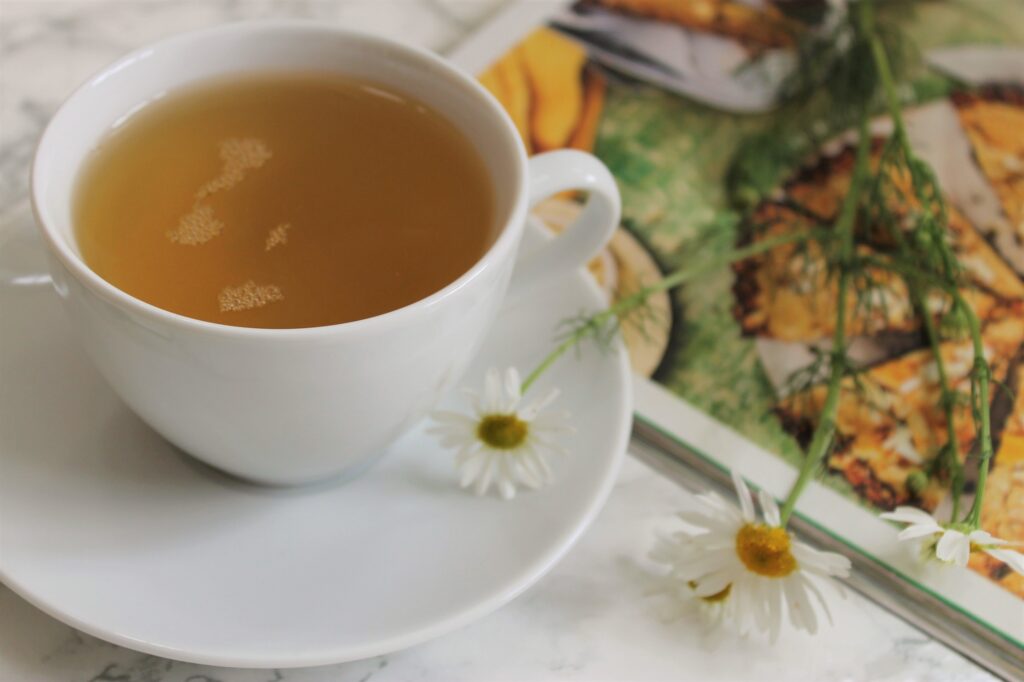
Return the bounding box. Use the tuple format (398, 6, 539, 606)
(0, 1, 999, 680)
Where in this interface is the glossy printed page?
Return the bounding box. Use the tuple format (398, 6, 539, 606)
(456, 0, 1024, 656)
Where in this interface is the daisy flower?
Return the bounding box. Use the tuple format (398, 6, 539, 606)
(428, 367, 573, 500)
(649, 541, 734, 646)
(651, 471, 851, 641)
(880, 506, 1024, 574)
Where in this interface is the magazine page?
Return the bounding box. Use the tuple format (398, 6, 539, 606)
(451, 0, 1024, 652)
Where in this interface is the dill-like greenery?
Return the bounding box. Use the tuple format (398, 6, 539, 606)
(521, 0, 1000, 530)
(860, 0, 992, 527)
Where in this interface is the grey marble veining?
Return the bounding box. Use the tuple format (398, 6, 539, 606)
(0, 1, 1000, 680)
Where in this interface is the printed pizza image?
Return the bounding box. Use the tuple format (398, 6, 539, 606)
(733, 95, 1024, 594)
(733, 143, 1024, 343)
(954, 87, 1024, 260)
(776, 316, 1024, 512)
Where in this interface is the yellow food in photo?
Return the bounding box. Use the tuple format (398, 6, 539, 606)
(496, 49, 533, 153)
(521, 28, 587, 152)
(569, 67, 606, 153)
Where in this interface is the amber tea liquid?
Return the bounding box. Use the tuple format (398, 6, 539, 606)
(73, 73, 496, 328)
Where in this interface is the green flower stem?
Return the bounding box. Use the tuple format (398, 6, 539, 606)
(869, 170, 965, 520)
(864, 0, 987, 527)
(965, 307, 993, 529)
(860, 254, 993, 529)
(778, 115, 872, 527)
(865, 2, 908, 144)
(868, 162, 965, 519)
(919, 300, 965, 521)
(518, 229, 827, 395)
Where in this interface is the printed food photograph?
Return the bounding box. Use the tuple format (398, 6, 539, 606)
(476, 0, 1024, 628)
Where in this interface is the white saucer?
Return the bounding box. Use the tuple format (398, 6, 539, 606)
(0, 221, 632, 668)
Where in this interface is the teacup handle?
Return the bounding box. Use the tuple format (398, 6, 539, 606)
(508, 150, 621, 299)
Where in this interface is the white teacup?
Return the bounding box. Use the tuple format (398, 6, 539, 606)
(31, 21, 621, 485)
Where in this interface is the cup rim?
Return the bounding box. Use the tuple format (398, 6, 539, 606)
(30, 19, 528, 340)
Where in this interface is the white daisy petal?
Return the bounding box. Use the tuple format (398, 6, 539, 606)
(683, 538, 737, 555)
(545, 443, 571, 458)
(766, 579, 783, 643)
(531, 430, 572, 447)
(508, 450, 536, 487)
(758, 489, 781, 527)
(474, 454, 497, 496)
(483, 368, 503, 412)
(935, 529, 970, 566)
(512, 446, 544, 483)
(896, 523, 946, 541)
(530, 417, 575, 437)
(529, 449, 554, 482)
(757, 580, 776, 640)
(436, 433, 473, 449)
(783, 577, 810, 634)
(516, 465, 543, 490)
(731, 579, 750, 636)
(669, 549, 737, 581)
(429, 410, 478, 427)
(695, 492, 745, 525)
(531, 408, 572, 425)
(791, 542, 851, 578)
(731, 470, 755, 522)
(676, 510, 741, 534)
(751, 578, 769, 633)
(425, 426, 467, 441)
(425, 422, 464, 436)
(801, 575, 834, 628)
(790, 576, 820, 635)
(502, 367, 522, 412)
(520, 387, 560, 420)
(649, 535, 677, 565)
(692, 571, 731, 598)
(880, 506, 941, 526)
(967, 530, 1007, 546)
(806, 584, 827, 632)
(454, 443, 482, 467)
(498, 458, 517, 500)
(459, 452, 487, 488)
(513, 448, 542, 486)
(985, 548, 1024, 575)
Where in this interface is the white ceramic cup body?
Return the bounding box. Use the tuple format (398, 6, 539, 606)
(31, 21, 620, 485)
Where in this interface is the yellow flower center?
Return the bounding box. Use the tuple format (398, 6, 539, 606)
(477, 414, 528, 450)
(688, 580, 732, 603)
(735, 523, 798, 578)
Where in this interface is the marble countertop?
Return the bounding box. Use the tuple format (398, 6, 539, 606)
(0, 2, 999, 680)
